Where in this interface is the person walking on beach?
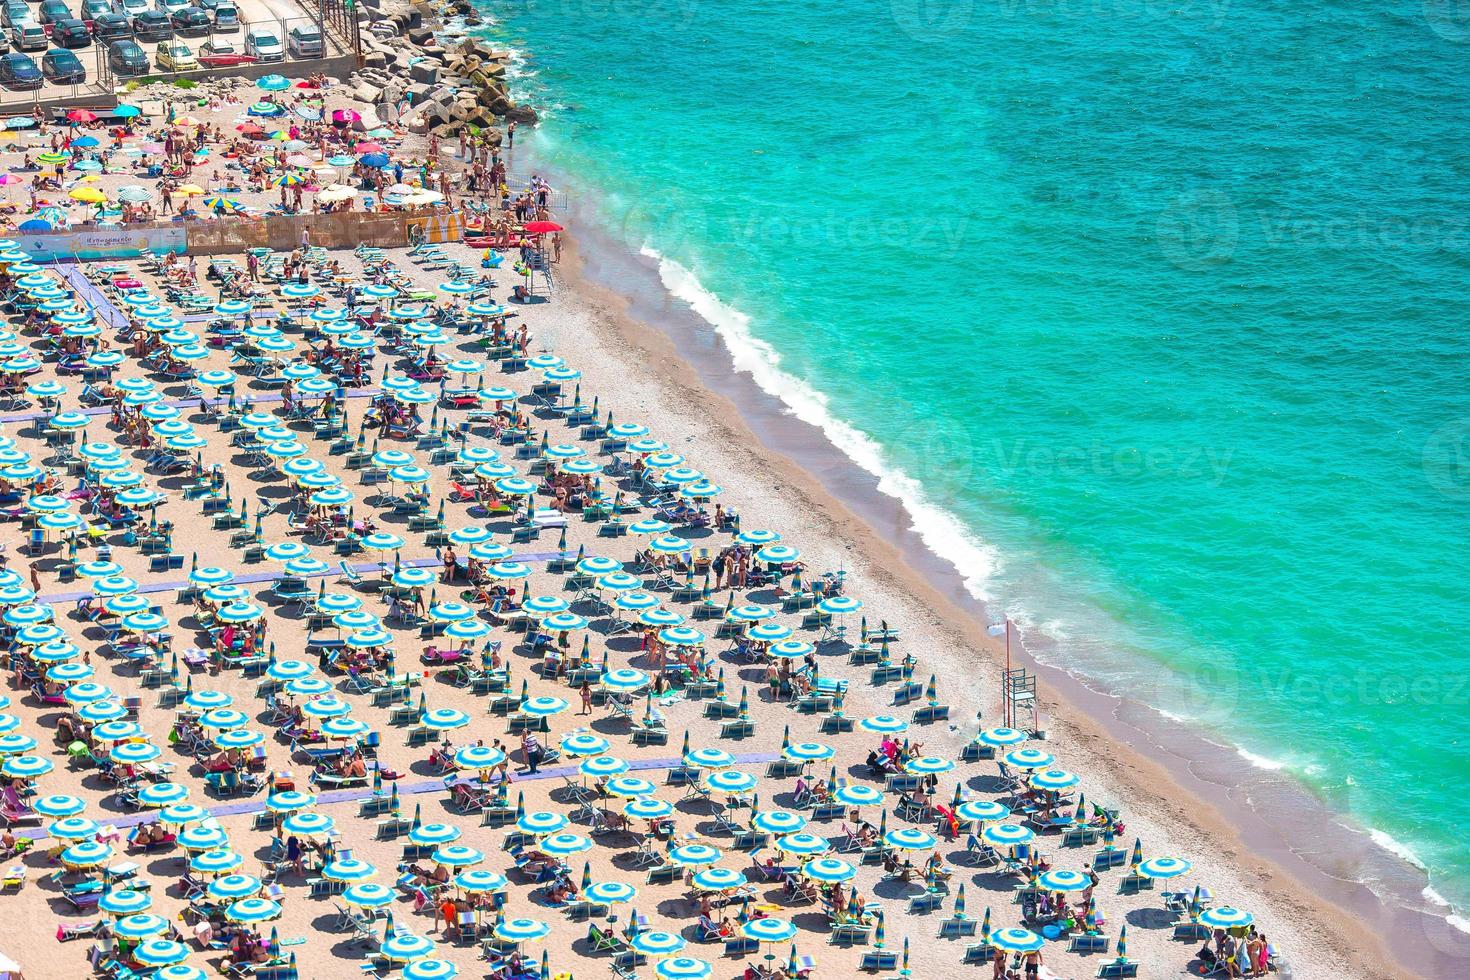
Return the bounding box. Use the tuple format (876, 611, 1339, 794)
(578, 680, 592, 715)
(521, 732, 543, 774)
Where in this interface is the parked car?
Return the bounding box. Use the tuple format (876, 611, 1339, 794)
(155, 37, 194, 70)
(8, 22, 47, 52)
(169, 5, 207, 34)
(197, 36, 253, 65)
(210, 0, 236, 31)
(0, 51, 42, 87)
(81, 0, 111, 18)
(42, 46, 84, 83)
(37, 1, 72, 26)
(91, 11, 129, 39)
(242, 26, 282, 62)
(131, 9, 169, 39)
(51, 17, 91, 47)
(287, 24, 323, 58)
(154, 0, 188, 14)
(106, 36, 147, 74)
(112, 0, 148, 17)
(1, 2, 26, 29)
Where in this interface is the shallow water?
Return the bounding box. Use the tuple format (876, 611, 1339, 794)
(478, 0, 1470, 919)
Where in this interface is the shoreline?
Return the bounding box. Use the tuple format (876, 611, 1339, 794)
(522, 150, 1460, 977)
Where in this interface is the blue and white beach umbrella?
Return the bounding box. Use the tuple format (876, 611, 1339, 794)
(1037, 870, 1091, 893)
(1003, 748, 1055, 770)
(859, 715, 909, 734)
(343, 883, 395, 908)
(833, 785, 884, 808)
(768, 640, 815, 659)
(989, 928, 1045, 952)
(982, 824, 1036, 847)
(516, 811, 568, 836)
(560, 733, 610, 757)
(655, 957, 713, 980)
(3, 755, 53, 778)
(159, 804, 210, 827)
(957, 800, 1011, 823)
(584, 881, 637, 905)
(281, 812, 335, 837)
(114, 914, 170, 940)
(207, 875, 261, 899)
(48, 816, 100, 840)
(884, 828, 938, 851)
(704, 770, 757, 794)
(430, 844, 484, 867)
(225, 898, 282, 924)
(904, 756, 956, 776)
(520, 696, 568, 717)
(801, 857, 858, 883)
(624, 797, 674, 820)
(1030, 769, 1081, 792)
(665, 843, 722, 867)
(199, 709, 249, 730)
(380, 933, 436, 961)
(0, 734, 37, 755)
(493, 918, 551, 943)
(302, 697, 351, 719)
(99, 889, 152, 915)
(630, 932, 686, 956)
(784, 742, 836, 763)
(322, 858, 377, 882)
(579, 756, 629, 779)
(692, 867, 748, 892)
(684, 747, 735, 769)
(776, 834, 830, 856)
(131, 940, 189, 967)
(454, 746, 506, 770)
(33, 794, 85, 818)
(60, 841, 112, 867)
(978, 727, 1029, 748)
(407, 823, 461, 846)
(1198, 906, 1254, 929)
(741, 918, 797, 944)
(402, 961, 458, 980)
(601, 668, 651, 692)
(752, 810, 808, 836)
(1137, 857, 1192, 879)
(422, 708, 470, 731)
(137, 783, 190, 807)
(446, 872, 505, 895)
(178, 825, 229, 851)
(538, 834, 592, 857)
(755, 544, 800, 565)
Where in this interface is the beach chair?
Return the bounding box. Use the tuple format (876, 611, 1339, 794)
(859, 951, 898, 971)
(1097, 961, 1138, 979)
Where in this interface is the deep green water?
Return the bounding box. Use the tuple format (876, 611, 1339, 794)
(478, 0, 1470, 920)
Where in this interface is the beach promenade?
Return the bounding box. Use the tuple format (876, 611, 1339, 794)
(0, 69, 1404, 980)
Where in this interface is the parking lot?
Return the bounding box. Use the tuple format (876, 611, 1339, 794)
(0, 0, 342, 107)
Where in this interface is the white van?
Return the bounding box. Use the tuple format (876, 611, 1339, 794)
(8, 21, 45, 52)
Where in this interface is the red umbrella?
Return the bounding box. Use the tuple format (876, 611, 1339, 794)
(237, 123, 264, 137)
(353, 141, 383, 155)
(67, 109, 96, 123)
(523, 221, 564, 234)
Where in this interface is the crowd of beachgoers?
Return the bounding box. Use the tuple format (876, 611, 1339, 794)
(0, 72, 1298, 980)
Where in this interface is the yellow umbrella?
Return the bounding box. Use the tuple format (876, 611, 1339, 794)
(75, 175, 100, 184)
(175, 185, 205, 197)
(69, 187, 106, 204)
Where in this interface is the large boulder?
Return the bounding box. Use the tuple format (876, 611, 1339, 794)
(409, 61, 438, 85)
(352, 82, 382, 104)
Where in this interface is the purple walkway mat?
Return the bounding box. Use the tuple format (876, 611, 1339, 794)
(19, 753, 780, 841)
(0, 387, 382, 424)
(36, 552, 564, 605)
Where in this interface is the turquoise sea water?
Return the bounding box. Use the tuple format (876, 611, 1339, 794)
(480, 0, 1470, 917)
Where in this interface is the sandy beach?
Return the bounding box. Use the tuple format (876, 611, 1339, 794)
(0, 66, 1438, 980)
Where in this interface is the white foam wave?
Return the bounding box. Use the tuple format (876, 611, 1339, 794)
(641, 249, 1002, 602)
(1236, 748, 1287, 771)
(1369, 828, 1429, 871)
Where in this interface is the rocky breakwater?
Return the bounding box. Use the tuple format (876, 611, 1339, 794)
(345, 0, 538, 139)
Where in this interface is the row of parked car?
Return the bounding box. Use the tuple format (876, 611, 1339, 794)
(0, 0, 326, 87)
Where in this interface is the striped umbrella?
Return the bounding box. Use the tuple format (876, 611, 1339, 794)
(131, 940, 189, 967)
(402, 961, 457, 980)
(800, 858, 856, 883)
(1198, 907, 1254, 929)
(655, 959, 712, 980)
(492, 917, 551, 943)
(630, 931, 685, 956)
(1037, 869, 1091, 893)
(1137, 857, 1192, 879)
(954, 882, 967, 918)
(691, 868, 747, 892)
(989, 927, 1045, 952)
(225, 898, 282, 923)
